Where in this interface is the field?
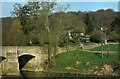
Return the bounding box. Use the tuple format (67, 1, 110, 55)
(46, 44, 119, 75)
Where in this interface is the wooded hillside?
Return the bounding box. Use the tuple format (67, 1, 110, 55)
(2, 8, 119, 46)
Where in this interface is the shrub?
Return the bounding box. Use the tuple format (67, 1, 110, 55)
(109, 31, 119, 42)
(90, 30, 102, 43)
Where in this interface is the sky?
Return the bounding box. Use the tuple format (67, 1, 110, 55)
(1, 1, 119, 17)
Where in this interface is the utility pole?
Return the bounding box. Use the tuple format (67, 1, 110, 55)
(101, 27, 104, 58)
(105, 28, 109, 58)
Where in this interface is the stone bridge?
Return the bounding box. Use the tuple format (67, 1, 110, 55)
(0, 46, 48, 75)
(0, 46, 77, 75)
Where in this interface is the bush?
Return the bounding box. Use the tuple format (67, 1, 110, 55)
(90, 30, 102, 43)
(109, 31, 119, 42)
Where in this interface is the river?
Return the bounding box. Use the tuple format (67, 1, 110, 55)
(1, 70, 119, 79)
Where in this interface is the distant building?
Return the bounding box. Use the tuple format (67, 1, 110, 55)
(68, 31, 91, 43)
(102, 38, 109, 44)
(80, 35, 90, 43)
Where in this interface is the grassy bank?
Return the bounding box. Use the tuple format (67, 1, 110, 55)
(90, 44, 120, 52)
(46, 50, 118, 75)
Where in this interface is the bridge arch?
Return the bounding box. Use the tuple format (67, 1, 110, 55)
(0, 56, 6, 63)
(18, 54, 35, 70)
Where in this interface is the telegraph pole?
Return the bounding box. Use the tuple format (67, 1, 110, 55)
(101, 27, 103, 58)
